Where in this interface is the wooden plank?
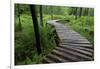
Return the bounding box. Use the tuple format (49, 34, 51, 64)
(61, 39, 91, 44)
(56, 46, 93, 60)
(52, 49, 82, 61)
(74, 46, 93, 53)
(42, 57, 55, 63)
(57, 45, 93, 57)
(60, 43, 92, 47)
(47, 53, 67, 62)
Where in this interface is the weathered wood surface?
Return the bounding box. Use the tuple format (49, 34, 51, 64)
(42, 20, 94, 63)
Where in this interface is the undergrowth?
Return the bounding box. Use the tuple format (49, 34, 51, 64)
(15, 14, 56, 65)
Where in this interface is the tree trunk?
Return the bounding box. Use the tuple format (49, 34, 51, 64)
(18, 4, 22, 31)
(30, 5, 42, 55)
(83, 8, 86, 16)
(75, 8, 77, 19)
(81, 8, 84, 16)
(91, 8, 94, 16)
(79, 8, 82, 17)
(71, 7, 73, 15)
(88, 8, 90, 16)
(40, 5, 43, 26)
(51, 6, 53, 20)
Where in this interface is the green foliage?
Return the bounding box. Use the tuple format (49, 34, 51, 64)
(39, 24, 56, 55)
(15, 14, 56, 65)
(15, 4, 30, 16)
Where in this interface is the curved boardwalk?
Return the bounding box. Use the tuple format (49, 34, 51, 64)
(42, 20, 94, 63)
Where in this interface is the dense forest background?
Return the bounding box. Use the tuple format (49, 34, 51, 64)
(15, 4, 94, 65)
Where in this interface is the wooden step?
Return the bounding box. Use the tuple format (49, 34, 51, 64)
(61, 39, 91, 44)
(60, 43, 93, 48)
(42, 57, 55, 63)
(74, 46, 93, 53)
(46, 53, 70, 63)
(61, 39, 89, 42)
(62, 39, 90, 44)
(59, 44, 93, 53)
(56, 46, 93, 61)
(51, 49, 81, 62)
(57, 45, 93, 57)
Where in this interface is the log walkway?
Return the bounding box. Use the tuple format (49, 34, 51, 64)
(42, 20, 94, 63)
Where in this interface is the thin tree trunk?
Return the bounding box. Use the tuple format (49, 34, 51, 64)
(81, 8, 84, 16)
(71, 7, 73, 15)
(30, 5, 42, 55)
(88, 8, 90, 30)
(84, 8, 87, 16)
(18, 4, 22, 31)
(88, 8, 90, 16)
(83, 8, 86, 16)
(79, 8, 82, 17)
(40, 5, 43, 26)
(75, 8, 77, 19)
(51, 6, 53, 20)
(91, 8, 94, 16)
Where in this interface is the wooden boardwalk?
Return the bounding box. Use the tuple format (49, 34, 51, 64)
(42, 20, 94, 63)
